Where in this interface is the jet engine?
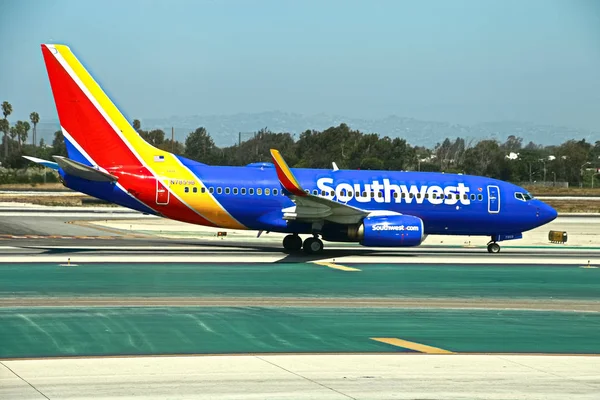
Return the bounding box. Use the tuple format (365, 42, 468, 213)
(321, 214, 425, 247)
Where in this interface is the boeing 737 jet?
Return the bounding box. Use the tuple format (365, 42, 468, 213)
(26, 44, 558, 254)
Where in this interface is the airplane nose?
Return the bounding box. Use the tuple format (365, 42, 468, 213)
(539, 203, 558, 224)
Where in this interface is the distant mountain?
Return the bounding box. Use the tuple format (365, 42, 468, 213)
(34, 112, 599, 149)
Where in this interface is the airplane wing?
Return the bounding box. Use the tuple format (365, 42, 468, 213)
(270, 149, 370, 225)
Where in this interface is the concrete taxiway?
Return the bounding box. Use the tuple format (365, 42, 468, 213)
(2, 354, 600, 400)
(1, 207, 600, 399)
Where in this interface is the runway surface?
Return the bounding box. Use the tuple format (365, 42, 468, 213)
(2, 354, 599, 400)
(1, 211, 600, 399)
(2, 255, 600, 359)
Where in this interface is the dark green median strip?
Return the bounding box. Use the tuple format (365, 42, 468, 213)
(1, 307, 599, 358)
(1, 263, 599, 299)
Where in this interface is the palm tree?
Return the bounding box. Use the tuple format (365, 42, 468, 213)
(20, 121, 30, 150)
(30, 112, 39, 147)
(0, 118, 7, 162)
(2, 101, 12, 158)
(9, 125, 18, 152)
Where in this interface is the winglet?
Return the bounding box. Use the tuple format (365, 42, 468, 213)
(270, 149, 306, 196)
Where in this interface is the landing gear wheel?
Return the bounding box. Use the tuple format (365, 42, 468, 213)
(303, 237, 324, 254)
(487, 242, 501, 253)
(283, 234, 302, 252)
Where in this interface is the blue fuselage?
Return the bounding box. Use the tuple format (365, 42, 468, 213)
(62, 156, 557, 239)
(175, 159, 557, 236)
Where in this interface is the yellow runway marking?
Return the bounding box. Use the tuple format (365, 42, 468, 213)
(371, 337, 454, 354)
(312, 261, 361, 272)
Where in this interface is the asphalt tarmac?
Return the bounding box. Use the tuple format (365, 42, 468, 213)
(1, 211, 599, 399)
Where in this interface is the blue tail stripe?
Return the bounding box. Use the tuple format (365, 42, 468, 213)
(64, 135, 93, 167)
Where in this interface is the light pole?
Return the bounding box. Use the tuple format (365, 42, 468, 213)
(539, 159, 547, 183)
(552, 171, 556, 186)
(580, 162, 591, 188)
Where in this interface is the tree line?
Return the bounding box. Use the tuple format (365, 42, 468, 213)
(176, 122, 600, 187)
(2, 99, 599, 186)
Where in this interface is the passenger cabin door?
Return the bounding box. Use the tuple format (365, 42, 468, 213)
(487, 185, 500, 214)
(156, 178, 170, 205)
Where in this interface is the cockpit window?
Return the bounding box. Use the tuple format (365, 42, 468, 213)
(515, 192, 533, 201)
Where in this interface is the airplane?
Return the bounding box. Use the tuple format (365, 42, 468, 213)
(26, 43, 558, 254)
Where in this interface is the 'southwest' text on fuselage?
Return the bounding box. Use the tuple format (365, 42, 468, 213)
(316, 178, 471, 205)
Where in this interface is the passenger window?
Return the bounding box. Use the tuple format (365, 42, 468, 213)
(305, 189, 310, 194)
(478, 194, 483, 201)
(312, 189, 318, 195)
(455, 194, 460, 200)
(209, 187, 214, 194)
(201, 187, 206, 193)
(233, 188, 238, 195)
(184, 187, 189, 193)
(409, 193, 414, 199)
(416, 193, 421, 199)
(393, 192, 398, 198)
(362, 191, 367, 198)
(249, 188, 254, 195)
(273, 189, 278, 195)
(470, 194, 475, 200)
(257, 188, 262, 195)
(193, 187, 197, 193)
(241, 188, 246, 195)
(217, 187, 222, 194)
(225, 187, 230, 194)
(265, 188, 270, 195)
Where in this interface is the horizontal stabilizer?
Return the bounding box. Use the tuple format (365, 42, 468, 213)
(52, 156, 118, 182)
(22, 156, 59, 170)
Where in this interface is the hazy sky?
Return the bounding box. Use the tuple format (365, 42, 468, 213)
(1, 0, 600, 130)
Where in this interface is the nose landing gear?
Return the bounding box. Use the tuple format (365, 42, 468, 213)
(487, 241, 501, 253)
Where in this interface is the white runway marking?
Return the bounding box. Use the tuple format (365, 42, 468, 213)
(0, 253, 598, 265)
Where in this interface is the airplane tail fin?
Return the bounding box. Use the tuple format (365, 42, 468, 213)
(40, 44, 162, 170)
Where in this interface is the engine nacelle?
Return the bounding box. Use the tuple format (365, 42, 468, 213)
(359, 215, 425, 247)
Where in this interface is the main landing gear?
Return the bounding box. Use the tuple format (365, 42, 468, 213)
(487, 241, 501, 253)
(282, 234, 302, 252)
(282, 234, 324, 254)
